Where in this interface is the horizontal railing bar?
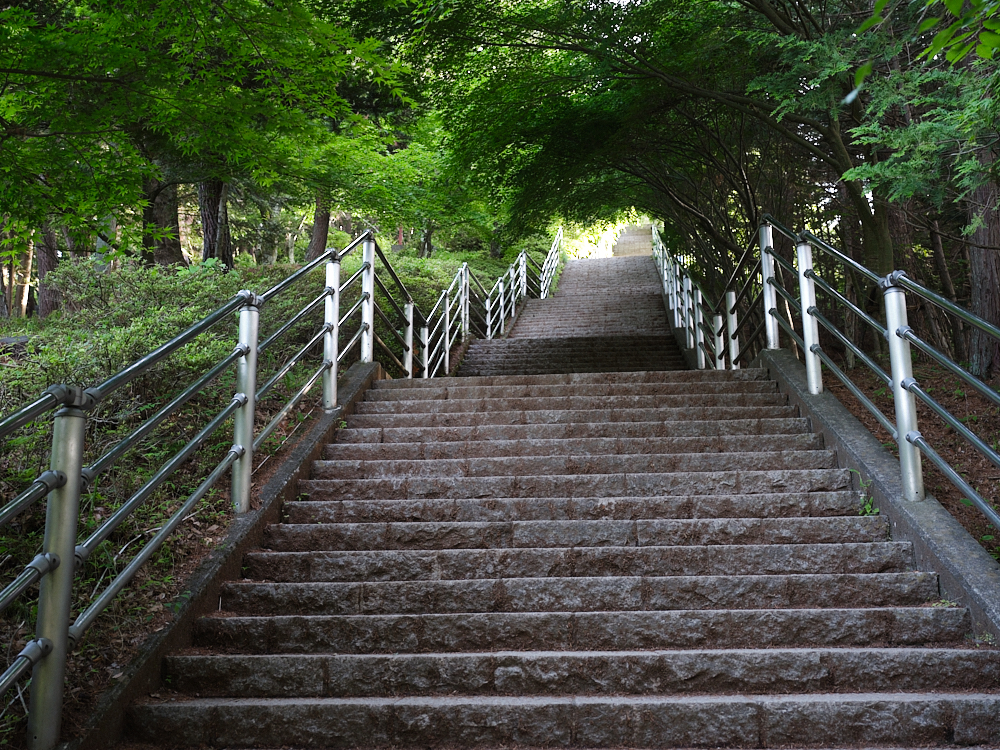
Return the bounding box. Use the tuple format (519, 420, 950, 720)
(337, 324, 367, 364)
(373, 242, 416, 307)
(765, 246, 797, 276)
(771, 308, 806, 351)
(70, 447, 242, 643)
(908, 431, 1000, 530)
(0, 472, 65, 530)
(76, 394, 246, 564)
(0, 639, 51, 696)
(339, 263, 370, 294)
(900, 329, 1000, 410)
(427, 290, 448, 321)
(0, 390, 61, 440)
(469, 268, 490, 297)
(729, 262, 761, 313)
(809, 307, 891, 386)
(373, 272, 408, 326)
(258, 291, 329, 354)
(769, 278, 802, 314)
(812, 344, 898, 438)
(800, 230, 881, 284)
(86, 347, 247, 483)
(254, 362, 330, 451)
(907, 380, 1000, 472)
(261, 233, 369, 304)
(0, 553, 59, 615)
(735, 320, 765, 362)
(895, 273, 1000, 343)
(698, 340, 718, 362)
(256, 325, 329, 402)
(375, 334, 407, 374)
(339, 293, 368, 328)
(373, 302, 410, 352)
(732, 297, 762, 338)
(806, 269, 887, 336)
(723, 239, 757, 293)
(91, 292, 250, 402)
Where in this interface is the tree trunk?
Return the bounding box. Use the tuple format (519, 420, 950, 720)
(967, 175, 1000, 377)
(38, 224, 61, 318)
(305, 196, 331, 262)
(154, 183, 185, 265)
(929, 220, 967, 362)
(489, 224, 503, 259)
(13, 235, 34, 317)
(419, 224, 434, 258)
(198, 179, 233, 267)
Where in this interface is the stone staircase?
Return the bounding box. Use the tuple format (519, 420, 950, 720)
(458, 256, 685, 375)
(125, 255, 1000, 748)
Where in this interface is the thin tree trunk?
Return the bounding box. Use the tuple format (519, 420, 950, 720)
(305, 196, 331, 262)
(930, 220, 966, 362)
(14, 236, 34, 317)
(38, 224, 61, 318)
(198, 179, 233, 267)
(967, 173, 1000, 377)
(154, 183, 185, 265)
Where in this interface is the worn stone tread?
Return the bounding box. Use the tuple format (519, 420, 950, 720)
(364, 380, 778, 401)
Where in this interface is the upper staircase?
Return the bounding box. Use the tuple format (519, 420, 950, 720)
(126, 254, 1000, 748)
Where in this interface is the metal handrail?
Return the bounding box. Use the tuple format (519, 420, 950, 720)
(0, 226, 566, 744)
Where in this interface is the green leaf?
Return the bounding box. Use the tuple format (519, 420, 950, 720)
(960, 498, 976, 507)
(873, 0, 890, 13)
(943, 0, 964, 15)
(918, 17, 941, 32)
(858, 15, 883, 33)
(855, 61, 874, 89)
(982, 535, 995, 541)
(980, 30, 1000, 46)
(976, 42, 995, 58)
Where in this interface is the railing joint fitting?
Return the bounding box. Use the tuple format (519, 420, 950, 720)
(878, 270, 907, 290)
(896, 325, 913, 340)
(231, 444, 246, 458)
(237, 290, 265, 309)
(74, 544, 90, 570)
(27, 552, 59, 577)
(905, 430, 922, 445)
(233, 393, 249, 407)
(901, 376, 919, 391)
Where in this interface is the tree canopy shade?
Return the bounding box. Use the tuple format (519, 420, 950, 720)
(0, 0, 402, 250)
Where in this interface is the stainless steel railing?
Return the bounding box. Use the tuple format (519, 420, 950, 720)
(654, 213, 1000, 546)
(0, 226, 563, 749)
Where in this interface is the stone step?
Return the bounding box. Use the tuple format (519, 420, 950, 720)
(282, 491, 859, 525)
(335, 418, 812, 444)
(354, 393, 787, 415)
(321, 434, 824, 461)
(262, 516, 886, 552)
(243, 541, 914, 582)
(165, 648, 1000, 698)
(299, 468, 851, 501)
(456, 362, 690, 376)
(345, 405, 800, 429)
(373, 370, 770, 388)
(364, 380, 778, 401)
(310, 451, 837, 480)
(220, 573, 936, 615)
(192, 607, 970, 654)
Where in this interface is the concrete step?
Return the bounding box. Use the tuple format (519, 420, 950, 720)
(262, 516, 886, 552)
(364, 380, 778, 401)
(354, 393, 787, 415)
(310, 450, 838, 480)
(281, 491, 859, 525)
(373, 369, 770, 388)
(192, 607, 971, 654)
(243, 542, 915, 582)
(299, 467, 851, 501)
(345, 405, 800, 429)
(165, 647, 1000, 698)
(220, 573, 936, 615)
(335, 418, 813, 444)
(321, 434, 824, 461)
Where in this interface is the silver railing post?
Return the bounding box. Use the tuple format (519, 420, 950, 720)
(232, 296, 260, 514)
(404, 302, 414, 378)
(797, 241, 823, 395)
(760, 223, 780, 349)
(461, 263, 470, 344)
(499, 279, 505, 335)
(883, 273, 925, 502)
(695, 290, 706, 369)
(519, 252, 527, 298)
(420, 324, 429, 379)
(360, 236, 375, 363)
(443, 290, 451, 375)
(714, 312, 725, 370)
(684, 277, 694, 349)
(323, 256, 340, 410)
(486, 293, 493, 339)
(725, 289, 740, 370)
(670, 261, 680, 329)
(27, 394, 86, 750)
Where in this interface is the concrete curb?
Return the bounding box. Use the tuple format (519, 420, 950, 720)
(61, 361, 384, 750)
(753, 348, 1000, 640)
